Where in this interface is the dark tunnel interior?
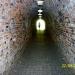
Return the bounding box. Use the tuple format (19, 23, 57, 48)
(8, 4, 75, 75)
(0, 0, 75, 75)
(30, 9, 56, 43)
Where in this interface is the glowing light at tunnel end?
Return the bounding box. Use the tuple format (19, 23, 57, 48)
(36, 18, 46, 31)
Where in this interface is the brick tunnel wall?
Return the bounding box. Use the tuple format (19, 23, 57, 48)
(0, 0, 33, 74)
(45, 0, 75, 64)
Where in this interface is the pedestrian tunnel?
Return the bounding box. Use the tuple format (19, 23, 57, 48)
(0, 0, 75, 75)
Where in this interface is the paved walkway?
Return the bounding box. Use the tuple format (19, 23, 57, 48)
(8, 32, 74, 75)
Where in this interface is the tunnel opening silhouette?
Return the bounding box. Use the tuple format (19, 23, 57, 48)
(0, 0, 75, 75)
(36, 17, 46, 31)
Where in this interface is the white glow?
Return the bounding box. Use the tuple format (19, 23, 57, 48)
(36, 18, 46, 31)
(38, 9, 43, 13)
(38, 13, 42, 16)
(37, 1, 44, 5)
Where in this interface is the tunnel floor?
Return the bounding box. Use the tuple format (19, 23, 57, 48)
(8, 31, 74, 75)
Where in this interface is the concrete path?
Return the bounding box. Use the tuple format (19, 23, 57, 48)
(8, 32, 74, 75)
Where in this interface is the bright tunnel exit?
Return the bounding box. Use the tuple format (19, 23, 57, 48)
(36, 18, 46, 31)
